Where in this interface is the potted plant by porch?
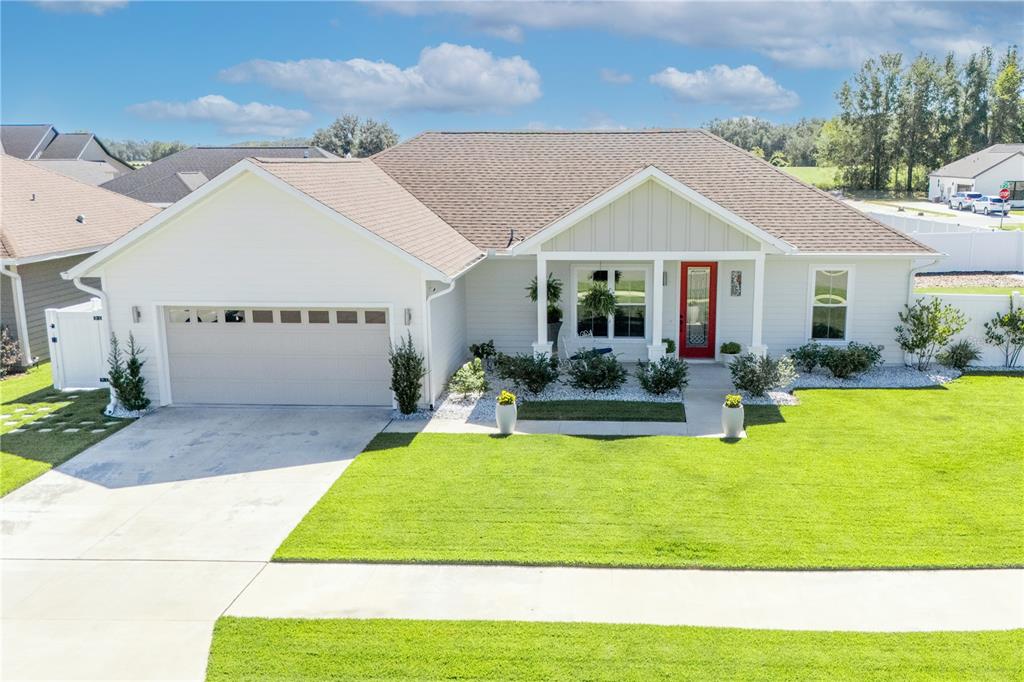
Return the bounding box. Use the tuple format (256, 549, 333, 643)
(719, 341, 742, 365)
(495, 389, 518, 435)
(527, 273, 563, 350)
(579, 281, 618, 320)
(721, 393, 744, 438)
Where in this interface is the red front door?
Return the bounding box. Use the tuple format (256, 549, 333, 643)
(679, 262, 717, 358)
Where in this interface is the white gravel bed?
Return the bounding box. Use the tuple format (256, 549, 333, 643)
(396, 367, 682, 423)
(787, 365, 962, 390)
(104, 403, 153, 419)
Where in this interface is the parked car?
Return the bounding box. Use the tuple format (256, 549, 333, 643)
(948, 192, 983, 210)
(972, 196, 1010, 216)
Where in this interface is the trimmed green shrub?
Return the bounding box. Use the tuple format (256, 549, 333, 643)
(389, 333, 426, 414)
(937, 339, 982, 371)
(1, 326, 22, 378)
(788, 341, 825, 373)
(729, 352, 797, 397)
(662, 338, 676, 354)
(494, 353, 559, 395)
(469, 340, 496, 362)
(895, 298, 969, 370)
(636, 356, 689, 395)
(983, 297, 1024, 367)
(565, 350, 627, 391)
(820, 342, 884, 379)
(448, 358, 489, 396)
(720, 341, 742, 354)
(108, 332, 151, 411)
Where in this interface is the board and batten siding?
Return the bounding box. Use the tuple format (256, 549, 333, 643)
(715, 260, 754, 352)
(761, 257, 912, 364)
(91, 171, 428, 406)
(0, 254, 97, 362)
(541, 179, 761, 253)
(427, 277, 467, 403)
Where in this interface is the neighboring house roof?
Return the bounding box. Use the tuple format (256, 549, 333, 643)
(101, 146, 337, 204)
(37, 132, 93, 159)
(28, 159, 125, 186)
(0, 124, 54, 159)
(928, 144, 1024, 179)
(253, 158, 484, 278)
(1, 155, 159, 262)
(372, 130, 933, 254)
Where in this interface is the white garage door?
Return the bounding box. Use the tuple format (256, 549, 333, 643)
(165, 306, 392, 406)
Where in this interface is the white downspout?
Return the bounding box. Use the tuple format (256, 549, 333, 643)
(423, 279, 457, 410)
(907, 257, 941, 304)
(1, 264, 34, 365)
(69, 275, 116, 412)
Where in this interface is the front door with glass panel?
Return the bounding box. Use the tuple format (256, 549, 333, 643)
(679, 262, 717, 358)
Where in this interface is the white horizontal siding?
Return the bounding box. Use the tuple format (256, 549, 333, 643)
(465, 257, 537, 355)
(716, 260, 754, 352)
(541, 179, 760, 253)
(762, 257, 912, 363)
(428, 277, 467, 404)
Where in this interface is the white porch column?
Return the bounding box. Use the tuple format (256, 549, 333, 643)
(750, 252, 767, 356)
(647, 259, 666, 361)
(532, 255, 553, 357)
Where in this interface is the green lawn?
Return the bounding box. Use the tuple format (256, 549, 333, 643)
(915, 287, 1021, 296)
(781, 165, 838, 189)
(275, 375, 1023, 568)
(0, 364, 132, 496)
(206, 618, 1023, 681)
(518, 399, 684, 421)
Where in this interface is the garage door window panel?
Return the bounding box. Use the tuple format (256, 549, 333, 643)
(337, 310, 358, 324)
(364, 310, 387, 324)
(280, 310, 302, 324)
(225, 310, 246, 323)
(168, 308, 192, 324)
(196, 309, 219, 324)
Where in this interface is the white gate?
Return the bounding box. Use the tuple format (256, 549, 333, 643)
(46, 298, 106, 390)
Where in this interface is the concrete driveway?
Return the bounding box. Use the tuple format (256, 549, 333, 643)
(1, 405, 389, 681)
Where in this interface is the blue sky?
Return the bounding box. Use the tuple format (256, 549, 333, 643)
(1, 1, 1016, 144)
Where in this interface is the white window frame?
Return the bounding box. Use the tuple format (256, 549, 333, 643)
(805, 264, 855, 343)
(571, 264, 652, 342)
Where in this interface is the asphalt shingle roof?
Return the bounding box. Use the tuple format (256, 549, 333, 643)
(929, 144, 1024, 179)
(1, 155, 158, 261)
(372, 130, 934, 254)
(0, 124, 53, 159)
(102, 146, 337, 203)
(37, 133, 93, 160)
(254, 158, 483, 278)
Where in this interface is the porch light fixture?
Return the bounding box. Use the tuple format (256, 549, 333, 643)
(404, 308, 412, 325)
(131, 306, 142, 323)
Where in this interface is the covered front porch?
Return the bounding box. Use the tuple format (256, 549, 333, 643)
(531, 252, 768, 363)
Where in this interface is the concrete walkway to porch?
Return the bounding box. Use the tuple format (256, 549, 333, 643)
(386, 362, 739, 438)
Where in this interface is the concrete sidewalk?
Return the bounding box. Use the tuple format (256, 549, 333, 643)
(227, 563, 1024, 633)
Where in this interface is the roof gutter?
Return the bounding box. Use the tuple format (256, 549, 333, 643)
(68, 275, 116, 413)
(0, 265, 33, 365)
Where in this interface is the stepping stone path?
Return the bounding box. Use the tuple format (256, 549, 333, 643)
(63, 428, 79, 433)
(90, 429, 106, 433)
(13, 408, 26, 413)
(37, 428, 52, 433)
(9, 429, 25, 434)
(4, 421, 18, 427)
(79, 421, 95, 426)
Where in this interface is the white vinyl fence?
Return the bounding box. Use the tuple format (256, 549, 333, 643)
(45, 298, 107, 390)
(867, 212, 1024, 273)
(919, 291, 1023, 367)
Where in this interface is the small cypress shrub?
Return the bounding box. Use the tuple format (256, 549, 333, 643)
(108, 332, 151, 411)
(389, 333, 426, 414)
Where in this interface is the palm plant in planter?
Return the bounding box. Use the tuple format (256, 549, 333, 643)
(527, 273, 564, 349)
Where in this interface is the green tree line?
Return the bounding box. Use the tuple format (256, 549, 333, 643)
(708, 46, 1023, 192)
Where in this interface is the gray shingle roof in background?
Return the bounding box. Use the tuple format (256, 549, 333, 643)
(37, 132, 93, 159)
(372, 130, 935, 254)
(101, 146, 337, 203)
(929, 144, 1024, 179)
(0, 124, 54, 159)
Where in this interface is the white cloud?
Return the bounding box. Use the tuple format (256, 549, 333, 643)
(650, 64, 799, 112)
(32, 0, 127, 15)
(599, 68, 633, 85)
(380, 2, 1016, 69)
(127, 95, 312, 136)
(220, 43, 541, 112)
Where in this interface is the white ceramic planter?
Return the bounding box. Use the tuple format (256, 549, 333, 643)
(495, 402, 518, 435)
(720, 352, 739, 366)
(721, 404, 744, 438)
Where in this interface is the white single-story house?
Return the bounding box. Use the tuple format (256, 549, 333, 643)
(63, 130, 941, 408)
(1, 155, 158, 363)
(928, 144, 1024, 207)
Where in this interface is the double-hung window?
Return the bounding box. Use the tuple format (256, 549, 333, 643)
(576, 268, 647, 339)
(809, 267, 851, 340)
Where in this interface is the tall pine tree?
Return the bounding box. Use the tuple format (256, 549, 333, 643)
(989, 46, 1023, 144)
(896, 55, 940, 192)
